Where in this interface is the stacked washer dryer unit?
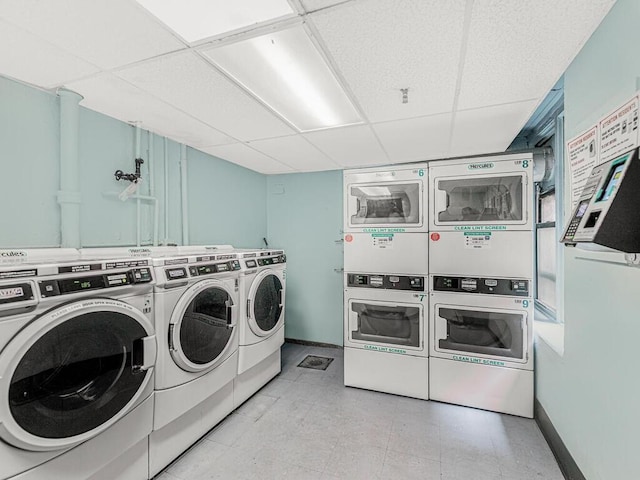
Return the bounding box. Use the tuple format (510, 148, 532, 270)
(0, 248, 156, 480)
(343, 163, 430, 400)
(147, 248, 241, 477)
(428, 153, 535, 418)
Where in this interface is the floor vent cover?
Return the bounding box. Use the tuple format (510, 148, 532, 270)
(297, 355, 334, 370)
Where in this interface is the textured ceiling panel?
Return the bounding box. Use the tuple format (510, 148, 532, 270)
(248, 135, 340, 172)
(300, 0, 350, 13)
(200, 143, 294, 174)
(310, 0, 466, 123)
(303, 125, 389, 167)
(450, 101, 538, 158)
(66, 73, 233, 147)
(373, 114, 452, 163)
(457, 0, 616, 110)
(0, 0, 185, 70)
(117, 51, 295, 141)
(0, 19, 98, 88)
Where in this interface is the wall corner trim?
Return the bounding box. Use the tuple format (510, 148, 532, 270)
(535, 398, 587, 480)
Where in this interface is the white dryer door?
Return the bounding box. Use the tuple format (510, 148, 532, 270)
(247, 269, 284, 337)
(169, 279, 237, 373)
(0, 298, 156, 452)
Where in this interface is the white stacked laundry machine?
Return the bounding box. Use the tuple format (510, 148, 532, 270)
(428, 153, 535, 418)
(0, 248, 156, 480)
(343, 163, 430, 400)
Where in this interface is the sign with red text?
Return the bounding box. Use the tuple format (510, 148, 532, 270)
(567, 125, 598, 208)
(598, 95, 639, 164)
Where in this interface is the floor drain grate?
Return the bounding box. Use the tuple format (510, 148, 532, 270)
(297, 355, 334, 371)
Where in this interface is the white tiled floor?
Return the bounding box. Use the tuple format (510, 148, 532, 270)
(157, 343, 563, 480)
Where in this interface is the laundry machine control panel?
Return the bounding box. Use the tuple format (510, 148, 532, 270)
(39, 267, 152, 297)
(347, 273, 424, 291)
(432, 275, 529, 296)
(187, 260, 241, 277)
(256, 254, 286, 266)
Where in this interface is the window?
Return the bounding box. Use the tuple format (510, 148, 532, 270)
(534, 112, 565, 322)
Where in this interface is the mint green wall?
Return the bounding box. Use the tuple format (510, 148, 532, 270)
(0, 75, 266, 249)
(536, 1, 640, 478)
(187, 148, 266, 248)
(1, 78, 60, 247)
(266, 171, 344, 346)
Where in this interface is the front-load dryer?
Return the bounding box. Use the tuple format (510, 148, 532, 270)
(343, 164, 429, 275)
(428, 153, 534, 278)
(429, 274, 534, 418)
(343, 272, 428, 400)
(0, 248, 156, 480)
(148, 251, 241, 477)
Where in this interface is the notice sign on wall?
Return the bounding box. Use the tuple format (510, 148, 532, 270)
(599, 95, 639, 164)
(567, 126, 598, 208)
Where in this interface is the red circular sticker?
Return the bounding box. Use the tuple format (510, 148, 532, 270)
(430, 233, 440, 241)
(345, 234, 353, 242)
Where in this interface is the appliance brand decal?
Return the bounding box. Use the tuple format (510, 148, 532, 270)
(0, 287, 24, 299)
(467, 162, 494, 170)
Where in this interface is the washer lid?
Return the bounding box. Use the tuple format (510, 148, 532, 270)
(0, 298, 156, 452)
(248, 269, 284, 337)
(169, 278, 236, 373)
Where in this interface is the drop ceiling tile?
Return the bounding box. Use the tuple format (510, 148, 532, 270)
(303, 125, 389, 168)
(117, 51, 295, 141)
(450, 101, 538, 158)
(373, 114, 452, 163)
(457, 0, 615, 110)
(66, 73, 233, 147)
(0, 0, 185, 70)
(200, 143, 294, 174)
(0, 19, 99, 88)
(248, 135, 340, 172)
(300, 0, 350, 13)
(310, 0, 466, 123)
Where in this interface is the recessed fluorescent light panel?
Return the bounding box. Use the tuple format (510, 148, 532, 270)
(202, 25, 362, 132)
(135, 0, 295, 43)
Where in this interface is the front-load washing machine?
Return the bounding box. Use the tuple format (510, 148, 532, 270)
(343, 272, 428, 400)
(343, 164, 429, 275)
(147, 251, 241, 477)
(233, 249, 286, 408)
(0, 248, 156, 480)
(428, 153, 534, 278)
(429, 274, 534, 418)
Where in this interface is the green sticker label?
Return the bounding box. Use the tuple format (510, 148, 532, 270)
(371, 233, 394, 238)
(363, 228, 406, 233)
(453, 355, 506, 367)
(454, 225, 507, 231)
(463, 232, 491, 236)
(364, 345, 407, 355)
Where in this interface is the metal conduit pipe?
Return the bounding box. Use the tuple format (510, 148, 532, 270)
(57, 89, 83, 248)
(180, 144, 189, 245)
(164, 138, 170, 245)
(148, 132, 159, 246)
(134, 122, 142, 247)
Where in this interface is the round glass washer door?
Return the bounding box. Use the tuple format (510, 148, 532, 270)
(169, 278, 237, 373)
(0, 298, 156, 452)
(247, 270, 284, 337)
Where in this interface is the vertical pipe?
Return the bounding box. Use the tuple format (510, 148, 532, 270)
(180, 144, 189, 245)
(148, 132, 158, 246)
(135, 122, 142, 247)
(58, 89, 83, 248)
(164, 137, 169, 244)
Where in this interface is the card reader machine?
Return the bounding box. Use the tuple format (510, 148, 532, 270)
(562, 147, 640, 252)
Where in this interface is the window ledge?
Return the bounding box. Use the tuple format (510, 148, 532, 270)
(535, 318, 564, 356)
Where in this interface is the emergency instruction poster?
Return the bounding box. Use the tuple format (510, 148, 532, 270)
(566, 125, 598, 208)
(598, 95, 639, 164)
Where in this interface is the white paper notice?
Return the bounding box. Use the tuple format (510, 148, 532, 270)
(566, 126, 598, 208)
(599, 95, 639, 164)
